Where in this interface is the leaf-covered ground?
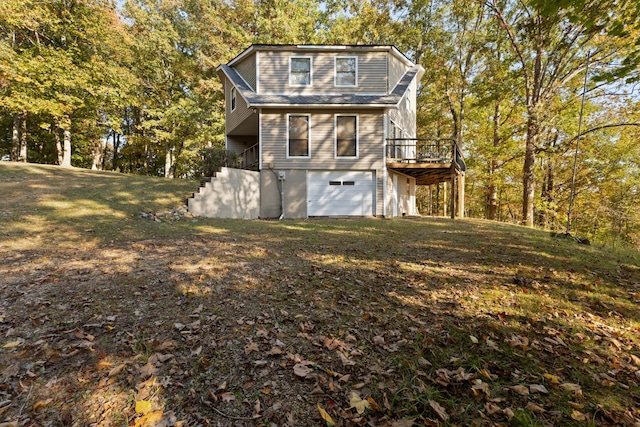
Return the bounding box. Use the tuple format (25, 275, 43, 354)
(0, 162, 639, 426)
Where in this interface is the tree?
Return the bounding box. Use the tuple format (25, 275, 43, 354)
(487, 0, 640, 226)
(0, 0, 133, 167)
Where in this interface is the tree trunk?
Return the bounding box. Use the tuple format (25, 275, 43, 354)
(11, 115, 20, 161)
(539, 157, 555, 228)
(164, 145, 174, 178)
(61, 129, 72, 167)
(487, 102, 501, 220)
(19, 114, 27, 162)
(91, 139, 105, 170)
(55, 128, 63, 165)
(113, 133, 121, 172)
(522, 114, 538, 227)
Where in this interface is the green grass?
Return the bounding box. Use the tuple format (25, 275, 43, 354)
(0, 161, 638, 426)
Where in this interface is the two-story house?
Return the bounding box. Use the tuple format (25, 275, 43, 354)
(187, 44, 465, 219)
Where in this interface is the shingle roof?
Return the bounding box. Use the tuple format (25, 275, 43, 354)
(218, 64, 422, 109)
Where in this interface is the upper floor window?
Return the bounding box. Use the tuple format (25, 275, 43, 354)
(288, 114, 310, 157)
(290, 57, 312, 87)
(335, 57, 357, 86)
(231, 87, 237, 111)
(335, 115, 358, 158)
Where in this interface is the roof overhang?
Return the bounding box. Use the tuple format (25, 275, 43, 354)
(217, 64, 422, 110)
(227, 44, 416, 68)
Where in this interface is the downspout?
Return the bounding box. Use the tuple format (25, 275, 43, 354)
(269, 166, 285, 220)
(279, 179, 285, 220)
(382, 111, 388, 217)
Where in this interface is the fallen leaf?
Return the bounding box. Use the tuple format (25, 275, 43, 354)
(133, 411, 163, 427)
(245, 342, 259, 355)
(267, 346, 283, 355)
(525, 402, 545, 413)
(571, 410, 588, 421)
(135, 400, 153, 415)
(373, 336, 385, 346)
(391, 419, 414, 427)
(429, 399, 449, 421)
(510, 385, 529, 396)
(418, 357, 432, 367)
(0, 422, 18, 427)
(485, 402, 501, 415)
(138, 361, 158, 377)
(367, 397, 382, 412)
(220, 392, 235, 402)
(504, 408, 515, 421)
(32, 399, 53, 411)
(254, 399, 261, 416)
(293, 363, 312, 378)
(480, 368, 497, 380)
(529, 384, 549, 394)
(338, 352, 355, 367)
(2, 340, 23, 349)
(108, 363, 127, 377)
(349, 392, 370, 414)
(560, 383, 583, 395)
(471, 379, 490, 398)
(543, 373, 561, 385)
(317, 403, 335, 426)
(470, 335, 479, 344)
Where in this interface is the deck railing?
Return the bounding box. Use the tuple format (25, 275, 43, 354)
(386, 138, 465, 172)
(240, 143, 259, 171)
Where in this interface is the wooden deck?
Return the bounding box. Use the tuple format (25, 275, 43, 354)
(385, 138, 465, 186)
(386, 161, 458, 185)
(386, 138, 466, 217)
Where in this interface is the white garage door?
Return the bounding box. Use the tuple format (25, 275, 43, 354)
(307, 171, 374, 216)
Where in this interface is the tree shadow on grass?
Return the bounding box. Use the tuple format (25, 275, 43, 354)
(0, 215, 638, 425)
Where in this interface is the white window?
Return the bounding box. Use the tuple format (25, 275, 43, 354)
(230, 87, 237, 111)
(335, 115, 358, 158)
(288, 114, 310, 158)
(335, 57, 357, 86)
(290, 57, 312, 87)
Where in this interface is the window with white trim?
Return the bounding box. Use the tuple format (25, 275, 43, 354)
(335, 115, 358, 158)
(288, 114, 310, 157)
(335, 57, 357, 86)
(290, 57, 312, 86)
(230, 87, 237, 111)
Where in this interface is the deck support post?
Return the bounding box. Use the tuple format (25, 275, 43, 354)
(457, 172, 465, 218)
(450, 168, 456, 219)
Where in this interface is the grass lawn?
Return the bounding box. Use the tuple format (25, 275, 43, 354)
(0, 161, 638, 426)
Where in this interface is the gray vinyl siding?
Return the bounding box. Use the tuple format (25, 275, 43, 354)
(261, 109, 386, 216)
(225, 76, 254, 135)
(388, 54, 408, 92)
(388, 77, 417, 137)
(227, 135, 257, 154)
(258, 50, 388, 95)
(234, 54, 257, 90)
(261, 109, 384, 170)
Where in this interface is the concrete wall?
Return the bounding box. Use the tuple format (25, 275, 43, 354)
(188, 167, 260, 219)
(260, 169, 308, 219)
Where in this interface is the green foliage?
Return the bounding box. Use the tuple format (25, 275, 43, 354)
(196, 146, 242, 178)
(1, 0, 639, 246)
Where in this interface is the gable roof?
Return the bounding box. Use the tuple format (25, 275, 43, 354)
(218, 44, 424, 109)
(228, 44, 416, 69)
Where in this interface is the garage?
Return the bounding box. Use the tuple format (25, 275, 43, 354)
(307, 171, 375, 216)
